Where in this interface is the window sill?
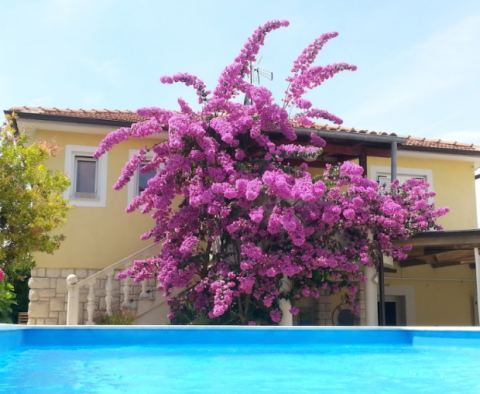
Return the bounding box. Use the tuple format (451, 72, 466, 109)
(68, 197, 106, 208)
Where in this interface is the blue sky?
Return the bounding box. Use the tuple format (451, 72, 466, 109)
(2, 0, 479, 143)
(1, 0, 479, 220)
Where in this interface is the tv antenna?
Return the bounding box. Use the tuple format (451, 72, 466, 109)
(245, 57, 273, 104)
(251, 57, 273, 84)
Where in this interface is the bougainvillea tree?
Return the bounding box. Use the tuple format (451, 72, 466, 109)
(95, 20, 448, 324)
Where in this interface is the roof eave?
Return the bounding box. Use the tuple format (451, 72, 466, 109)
(399, 144, 480, 158)
(6, 110, 480, 159)
(3, 110, 135, 128)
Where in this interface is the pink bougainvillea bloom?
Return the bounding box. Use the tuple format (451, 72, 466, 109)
(0, 268, 4, 282)
(270, 309, 282, 323)
(94, 19, 448, 325)
(290, 307, 299, 316)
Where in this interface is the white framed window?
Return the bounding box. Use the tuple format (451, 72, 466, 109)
(64, 145, 108, 207)
(73, 156, 97, 199)
(127, 149, 163, 204)
(369, 166, 434, 194)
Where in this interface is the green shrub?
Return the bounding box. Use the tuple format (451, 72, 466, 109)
(93, 309, 137, 325)
(0, 280, 17, 323)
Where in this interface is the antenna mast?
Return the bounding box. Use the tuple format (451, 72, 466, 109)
(244, 58, 273, 105)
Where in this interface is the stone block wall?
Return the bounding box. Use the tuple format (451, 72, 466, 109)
(357, 281, 367, 326)
(313, 292, 333, 326)
(311, 284, 366, 326)
(28, 268, 157, 325)
(27, 268, 367, 326)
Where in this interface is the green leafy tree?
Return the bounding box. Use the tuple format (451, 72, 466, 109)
(0, 268, 16, 323)
(0, 113, 71, 319)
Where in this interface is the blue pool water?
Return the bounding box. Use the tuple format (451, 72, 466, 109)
(1, 327, 480, 394)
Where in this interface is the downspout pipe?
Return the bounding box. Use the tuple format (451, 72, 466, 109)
(391, 141, 398, 180)
(378, 141, 398, 326)
(475, 248, 480, 326)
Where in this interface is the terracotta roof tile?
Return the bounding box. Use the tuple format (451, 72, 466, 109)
(8, 106, 480, 153)
(9, 106, 147, 123)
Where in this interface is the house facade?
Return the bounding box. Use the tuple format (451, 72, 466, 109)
(5, 106, 480, 326)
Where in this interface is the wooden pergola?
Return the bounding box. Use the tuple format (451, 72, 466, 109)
(394, 229, 480, 270)
(394, 229, 480, 323)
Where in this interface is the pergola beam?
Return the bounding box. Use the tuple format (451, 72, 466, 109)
(396, 237, 480, 248)
(401, 249, 473, 265)
(431, 261, 472, 269)
(399, 259, 429, 268)
(395, 231, 480, 248)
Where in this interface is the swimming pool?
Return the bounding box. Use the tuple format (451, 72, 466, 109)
(1, 326, 480, 393)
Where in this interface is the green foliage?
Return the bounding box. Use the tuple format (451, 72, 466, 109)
(0, 113, 72, 280)
(0, 280, 16, 323)
(171, 297, 273, 326)
(93, 309, 137, 325)
(172, 300, 238, 325)
(10, 268, 30, 320)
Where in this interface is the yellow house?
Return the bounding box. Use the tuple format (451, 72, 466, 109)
(5, 106, 480, 326)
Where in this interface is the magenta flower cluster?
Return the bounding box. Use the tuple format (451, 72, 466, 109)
(94, 20, 448, 325)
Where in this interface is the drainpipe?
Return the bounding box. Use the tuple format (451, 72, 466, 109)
(378, 141, 398, 326)
(391, 141, 398, 181)
(365, 231, 379, 326)
(378, 255, 386, 326)
(361, 153, 378, 326)
(475, 248, 480, 326)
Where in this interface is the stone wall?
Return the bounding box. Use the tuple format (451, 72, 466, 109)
(27, 268, 155, 325)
